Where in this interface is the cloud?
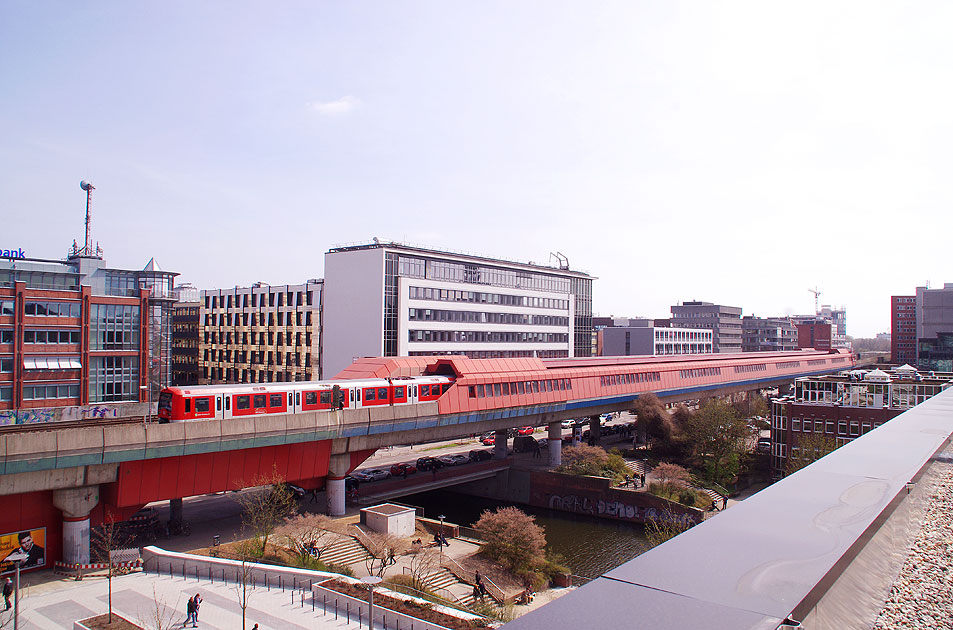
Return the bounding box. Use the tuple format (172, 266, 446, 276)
(307, 95, 360, 116)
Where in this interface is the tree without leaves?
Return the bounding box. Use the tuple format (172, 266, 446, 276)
(138, 585, 179, 630)
(644, 510, 693, 547)
(474, 507, 547, 575)
(406, 546, 442, 593)
(785, 432, 840, 476)
(234, 468, 298, 556)
(274, 513, 342, 561)
(232, 549, 256, 630)
(360, 531, 404, 579)
(91, 509, 132, 624)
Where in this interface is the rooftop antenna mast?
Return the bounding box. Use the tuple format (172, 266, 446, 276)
(70, 181, 103, 258)
(809, 287, 821, 315)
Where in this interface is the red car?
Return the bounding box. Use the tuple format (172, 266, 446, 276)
(516, 426, 535, 436)
(480, 433, 496, 446)
(390, 462, 417, 477)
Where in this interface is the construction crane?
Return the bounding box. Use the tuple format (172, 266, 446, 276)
(809, 287, 821, 315)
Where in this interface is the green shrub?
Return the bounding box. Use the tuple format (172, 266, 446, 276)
(677, 488, 698, 506)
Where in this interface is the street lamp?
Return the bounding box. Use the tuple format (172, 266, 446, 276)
(360, 575, 382, 628)
(7, 550, 27, 630)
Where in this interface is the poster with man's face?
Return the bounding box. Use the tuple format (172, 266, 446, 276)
(1, 528, 46, 573)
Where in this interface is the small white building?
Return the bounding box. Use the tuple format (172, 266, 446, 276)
(361, 503, 417, 538)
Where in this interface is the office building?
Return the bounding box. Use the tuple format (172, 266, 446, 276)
(171, 301, 200, 386)
(795, 320, 832, 351)
(200, 281, 323, 383)
(322, 241, 593, 377)
(601, 324, 712, 356)
(1, 251, 177, 410)
(891, 295, 917, 365)
(769, 366, 952, 475)
(670, 301, 742, 353)
(742, 316, 798, 352)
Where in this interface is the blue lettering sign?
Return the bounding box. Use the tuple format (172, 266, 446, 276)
(1, 249, 25, 259)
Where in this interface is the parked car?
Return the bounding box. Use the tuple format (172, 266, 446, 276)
(390, 462, 417, 477)
(480, 432, 496, 446)
(350, 470, 372, 481)
(560, 419, 575, 428)
(536, 437, 549, 448)
(361, 468, 392, 481)
(469, 449, 493, 462)
(756, 438, 772, 453)
(438, 454, 470, 466)
(288, 484, 306, 499)
(516, 426, 535, 436)
(416, 456, 444, 471)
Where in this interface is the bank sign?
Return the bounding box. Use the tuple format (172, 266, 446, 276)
(1, 248, 25, 259)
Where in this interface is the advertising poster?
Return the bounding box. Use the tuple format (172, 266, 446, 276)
(0, 528, 46, 574)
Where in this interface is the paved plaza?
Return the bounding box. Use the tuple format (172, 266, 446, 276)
(17, 570, 367, 630)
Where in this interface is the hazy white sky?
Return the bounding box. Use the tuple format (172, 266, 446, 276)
(3, 2, 952, 337)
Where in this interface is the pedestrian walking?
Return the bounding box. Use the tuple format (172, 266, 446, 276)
(184, 596, 195, 627)
(3, 577, 12, 611)
(309, 488, 318, 503)
(192, 593, 202, 626)
(252, 624, 259, 630)
(722, 495, 728, 510)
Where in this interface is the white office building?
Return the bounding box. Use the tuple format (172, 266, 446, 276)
(322, 242, 594, 377)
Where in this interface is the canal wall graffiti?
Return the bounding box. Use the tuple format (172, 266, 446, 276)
(530, 471, 702, 526)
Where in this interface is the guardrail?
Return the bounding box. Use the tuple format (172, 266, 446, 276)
(441, 555, 506, 604)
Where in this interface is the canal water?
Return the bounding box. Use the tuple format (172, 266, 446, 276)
(401, 489, 651, 579)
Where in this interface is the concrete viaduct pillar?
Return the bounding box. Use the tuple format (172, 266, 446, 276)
(52, 485, 100, 565)
(326, 454, 351, 517)
(169, 498, 184, 526)
(547, 422, 562, 466)
(494, 429, 508, 460)
(588, 415, 601, 444)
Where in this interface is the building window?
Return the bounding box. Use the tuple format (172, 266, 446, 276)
(88, 356, 139, 402)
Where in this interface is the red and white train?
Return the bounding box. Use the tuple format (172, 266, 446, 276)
(157, 375, 455, 422)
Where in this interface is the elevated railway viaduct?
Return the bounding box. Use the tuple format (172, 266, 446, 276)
(0, 349, 852, 570)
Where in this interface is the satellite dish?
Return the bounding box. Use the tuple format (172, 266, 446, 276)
(80, 180, 95, 191)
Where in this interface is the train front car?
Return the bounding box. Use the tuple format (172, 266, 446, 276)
(157, 387, 177, 423)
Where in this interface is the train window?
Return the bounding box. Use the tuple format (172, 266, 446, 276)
(413, 386, 417, 397)
(226, 396, 231, 410)
(531, 381, 539, 393)
(546, 380, 553, 392)
(185, 398, 192, 413)
(469, 386, 476, 398)
(216, 397, 222, 411)
(493, 383, 501, 396)
(567, 379, 572, 390)
(421, 385, 430, 396)
(356, 389, 361, 401)
(395, 386, 405, 398)
(442, 384, 451, 393)
(254, 394, 266, 408)
(195, 398, 210, 413)
(295, 392, 300, 405)
(320, 391, 332, 405)
(377, 388, 388, 400)
(502, 383, 510, 395)
(476, 384, 484, 397)
(305, 391, 317, 405)
(365, 388, 375, 401)
(517, 382, 525, 394)
(269, 393, 283, 407)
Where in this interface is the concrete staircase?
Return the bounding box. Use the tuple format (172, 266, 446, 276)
(319, 535, 370, 567)
(422, 567, 477, 607)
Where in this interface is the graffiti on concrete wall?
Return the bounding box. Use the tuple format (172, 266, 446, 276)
(546, 493, 696, 526)
(16, 408, 57, 424)
(0, 404, 124, 425)
(61, 405, 119, 421)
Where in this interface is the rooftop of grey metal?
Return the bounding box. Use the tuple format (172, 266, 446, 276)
(502, 388, 953, 629)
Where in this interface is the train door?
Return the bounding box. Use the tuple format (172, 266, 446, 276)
(224, 394, 232, 419)
(393, 384, 407, 405)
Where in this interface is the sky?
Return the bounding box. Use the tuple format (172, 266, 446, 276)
(3, 2, 952, 338)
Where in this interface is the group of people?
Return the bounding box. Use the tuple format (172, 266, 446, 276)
(621, 473, 646, 488)
(471, 571, 489, 601)
(183, 592, 202, 627)
(432, 531, 450, 548)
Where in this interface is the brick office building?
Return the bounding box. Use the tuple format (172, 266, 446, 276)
(891, 295, 917, 365)
(769, 366, 952, 474)
(0, 252, 177, 413)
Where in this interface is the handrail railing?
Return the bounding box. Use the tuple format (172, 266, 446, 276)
(441, 555, 505, 604)
(399, 566, 490, 614)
